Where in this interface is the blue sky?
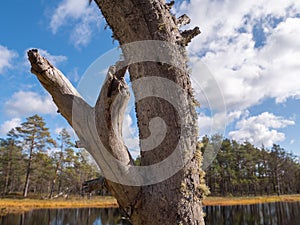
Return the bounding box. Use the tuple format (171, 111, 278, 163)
(0, 0, 300, 158)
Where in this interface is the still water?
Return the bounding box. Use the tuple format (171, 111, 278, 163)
(1, 202, 300, 225)
(0, 208, 130, 225)
(204, 202, 300, 225)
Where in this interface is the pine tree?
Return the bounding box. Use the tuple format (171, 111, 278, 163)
(27, 0, 206, 222)
(0, 129, 24, 195)
(49, 128, 74, 198)
(15, 114, 55, 197)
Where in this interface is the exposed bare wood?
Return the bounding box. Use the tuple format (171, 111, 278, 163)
(179, 27, 201, 46)
(28, 49, 86, 127)
(177, 14, 191, 28)
(93, 1, 205, 225)
(166, 0, 175, 10)
(28, 0, 207, 224)
(28, 49, 140, 221)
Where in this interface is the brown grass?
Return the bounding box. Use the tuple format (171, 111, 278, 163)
(203, 194, 300, 206)
(1, 194, 300, 216)
(0, 196, 118, 216)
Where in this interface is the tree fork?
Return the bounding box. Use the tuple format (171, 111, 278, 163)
(93, 1, 206, 224)
(28, 0, 207, 224)
(28, 49, 140, 218)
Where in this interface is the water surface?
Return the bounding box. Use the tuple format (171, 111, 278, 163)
(0, 208, 130, 225)
(204, 201, 300, 225)
(1, 202, 300, 225)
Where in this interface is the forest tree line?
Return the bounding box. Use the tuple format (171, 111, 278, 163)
(1, 114, 300, 198)
(0, 114, 100, 198)
(201, 135, 300, 196)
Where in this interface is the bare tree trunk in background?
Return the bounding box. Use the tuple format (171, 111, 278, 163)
(27, 0, 208, 224)
(23, 143, 34, 198)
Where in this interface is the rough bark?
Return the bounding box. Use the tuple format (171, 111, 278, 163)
(94, 0, 205, 224)
(28, 0, 207, 224)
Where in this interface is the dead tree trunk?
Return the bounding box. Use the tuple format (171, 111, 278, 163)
(23, 141, 34, 198)
(27, 0, 208, 224)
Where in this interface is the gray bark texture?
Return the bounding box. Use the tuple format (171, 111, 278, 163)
(27, 0, 208, 224)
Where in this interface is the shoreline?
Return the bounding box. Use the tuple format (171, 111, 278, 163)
(0, 196, 118, 216)
(1, 195, 300, 215)
(202, 194, 300, 206)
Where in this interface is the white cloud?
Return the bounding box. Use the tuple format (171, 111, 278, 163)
(198, 110, 243, 137)
(198, 112, 224, 137)
(122, 113, 140, 159)
(69, 9, 101, 48)
(4, 91, 57, 117)
(229, 112, 295, 147)
(180, 1, 300, 112)
(0, 118, 21, 136)
(198, 113, 214, 136)
(177, 1, 300, 145)
(179, 0, 300, 52)
(50, 0, 88, 33)
(23, 48, 67, 71)
(50, 0, 101, 48)
(37, 49, 67, 67)
(0, 45, 18, 74)
(258, 18, 300, 103)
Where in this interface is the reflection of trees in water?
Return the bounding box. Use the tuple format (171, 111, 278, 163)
(0, 208, 131, 225)
(48, 208, 124, 225)
(99, 208, 123, 225)
(204, 202, 300, 225)
(0, 212, 23, 225)
(3, 203, 299, 225)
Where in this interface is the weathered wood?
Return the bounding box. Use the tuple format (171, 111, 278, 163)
(177, 14, 191, 28)
(92, 1, 205, 225)
(28, 0, 207, 224)
(28, 49, 140, 219)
